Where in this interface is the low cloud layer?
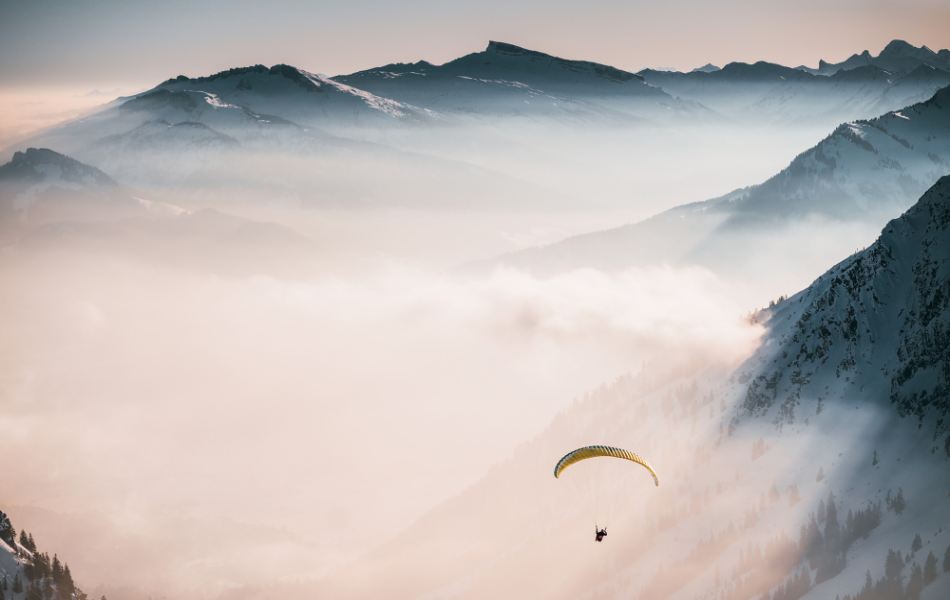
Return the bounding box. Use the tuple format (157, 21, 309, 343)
(0, 250, 761, 598)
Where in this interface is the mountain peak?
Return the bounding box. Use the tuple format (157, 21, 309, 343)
(473, 41, 642, 83)
(691, 63, 721, 73)
(1, 148, 115, 187)
(159, 64, 318, 91)
(485, 40, 531, 55)
(879, 39, 928, 57)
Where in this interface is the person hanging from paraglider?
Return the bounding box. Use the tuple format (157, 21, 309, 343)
(552, 445, 659, 543)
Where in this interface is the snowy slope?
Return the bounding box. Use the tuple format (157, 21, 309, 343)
(304, 179, 950, 600)
(336, 41, 705, 122)
(154, 64, 432, 128)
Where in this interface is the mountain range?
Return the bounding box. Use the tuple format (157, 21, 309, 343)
(13, 39, 950, 160)
(639, 40, 950, 125)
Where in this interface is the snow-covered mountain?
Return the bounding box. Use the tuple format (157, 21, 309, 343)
(335, 41, 705, 122)
(13, 63, 434, 171)
(152, 64, 432, 128)
(737, 175, 950, 430)
(489, 86, 950, 294)
(639, 40, 950, 125)
(304, 178, 950, 600)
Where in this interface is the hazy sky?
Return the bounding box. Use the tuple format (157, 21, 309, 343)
(1, 0, 948, 90)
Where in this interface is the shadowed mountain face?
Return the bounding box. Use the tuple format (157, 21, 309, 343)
(639, 40, 950, 125)
(335, 41, 703, 122)
(299, 178, 950, 600)
(0, 147, 116, 188)
(489, 86, 950, 296)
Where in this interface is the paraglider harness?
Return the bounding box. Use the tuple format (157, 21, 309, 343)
(595, 526, 607, 542)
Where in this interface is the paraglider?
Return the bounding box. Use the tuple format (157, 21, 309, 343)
(553, 445, 659, 541)
(553, 445, 659, 485)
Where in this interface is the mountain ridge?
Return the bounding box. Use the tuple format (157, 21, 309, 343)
(484, 85, 950, 287)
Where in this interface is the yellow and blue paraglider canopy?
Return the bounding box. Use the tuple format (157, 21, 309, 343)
(553, 445, 659, 486)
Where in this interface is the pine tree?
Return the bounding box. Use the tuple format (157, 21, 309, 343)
(0, 580, 5, 600)
(51, 555, 63, 585)
(924, 550, 938, 585)
(824, 492, 840, 548)
(943, 544, 950, 572)
(12, 575, 22, 594)
(885, 548, 904, 581)
(61, 565, 75, 598)
(26, 583, 42, 600)
(911, 533, 922, 554)
(892, 488, 906, 514)
(905, 563, 924, 600)
(0, 511, 15, 548)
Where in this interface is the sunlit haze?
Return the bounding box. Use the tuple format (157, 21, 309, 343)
(1, 3, 949, 600)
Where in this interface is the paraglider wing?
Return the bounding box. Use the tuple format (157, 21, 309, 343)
(553, 445, 659, 486)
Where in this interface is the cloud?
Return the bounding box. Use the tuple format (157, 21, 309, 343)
(0, 252, 760, 597)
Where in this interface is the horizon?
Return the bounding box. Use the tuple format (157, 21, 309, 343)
(2, 0, 949, 89)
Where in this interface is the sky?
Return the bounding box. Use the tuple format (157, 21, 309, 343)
(1, 0, 948, 90)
